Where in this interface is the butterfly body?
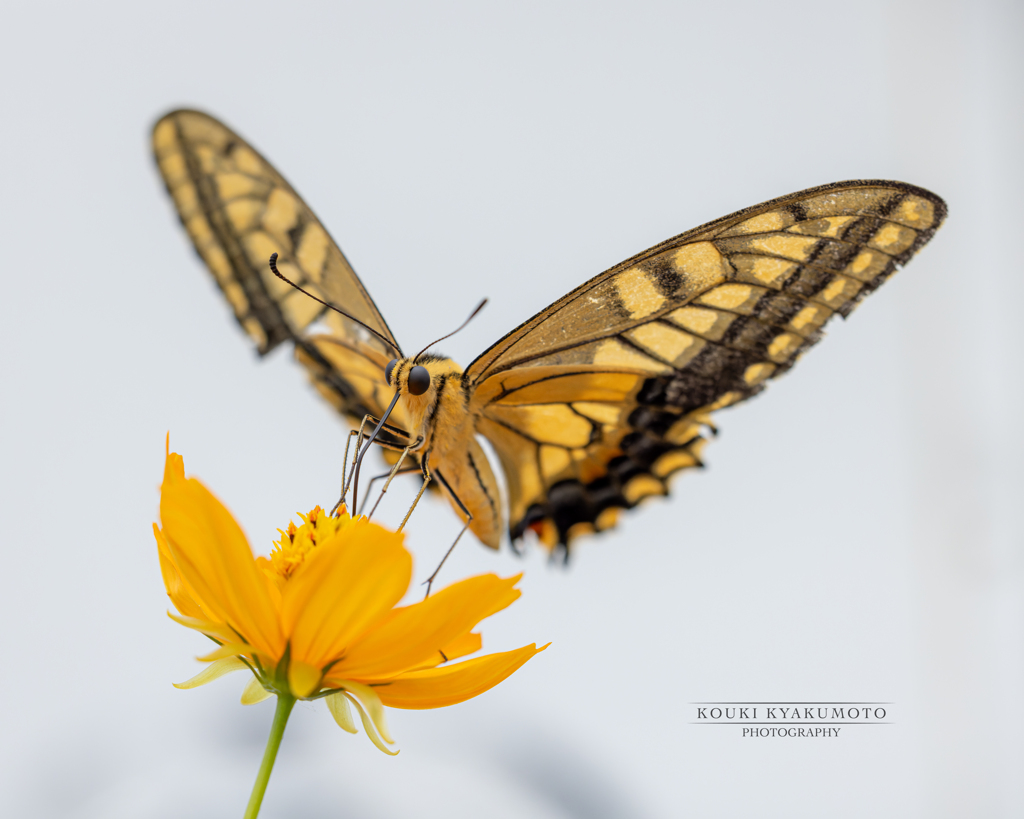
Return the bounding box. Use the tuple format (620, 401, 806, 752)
(153, 109, 947, 555)
(385, 354, 504, 549)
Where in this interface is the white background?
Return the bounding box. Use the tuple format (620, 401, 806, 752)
(1, 1, 1021, 817)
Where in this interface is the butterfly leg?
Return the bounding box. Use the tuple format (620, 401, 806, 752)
(361, 448, 418, 518)
(340, 415, 376, 506)
(420, 470, 473, 599)
(397, 459, 433, 534)
(335, 428, 364, 514)
(355, 448, 408, 516)
(334, 412, 412, 514)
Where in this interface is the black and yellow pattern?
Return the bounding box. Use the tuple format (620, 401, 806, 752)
(152, 110, 408, 441)
(154, 109, 945, 555)
(469, 182, 945, 547)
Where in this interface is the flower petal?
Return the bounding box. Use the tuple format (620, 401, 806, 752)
(160, 449, 284, 659)
(471, 573, 525, 622)
(375, 644, 548, 710)
(385, 630, 487, 675)
(197, 642, 256, 662)
(385, 631, 484, 675)
(154, 524, 203, 620)
(173, 656, 247, 689)
(335, 574, 521, 680)
(326, 691, 358, 734)
(282, 521, 410, 668)
(166, 610, 238, 645)
(241, 676, 273, 705)
(334, 680, 394, 744)
(345, 692, 399, 756)
(442, 631, 482, 662)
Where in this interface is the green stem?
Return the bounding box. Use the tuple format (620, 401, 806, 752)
(243, 694, 296, 819)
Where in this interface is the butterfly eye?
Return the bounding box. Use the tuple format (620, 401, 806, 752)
(407, 365, 431, 396)
(384, 359, 398, 386)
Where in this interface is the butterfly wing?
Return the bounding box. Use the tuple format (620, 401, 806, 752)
(153, 110, 410, 443)
(467, 181, 946, 550)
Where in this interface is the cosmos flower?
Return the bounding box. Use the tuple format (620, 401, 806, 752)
(154, 443, 547, 759)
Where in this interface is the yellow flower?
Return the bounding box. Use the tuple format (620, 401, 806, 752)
(154, 444, 547, 754)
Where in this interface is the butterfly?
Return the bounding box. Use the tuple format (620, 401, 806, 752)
(153, 109, 946, 559)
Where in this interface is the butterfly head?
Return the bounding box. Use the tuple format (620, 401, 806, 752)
(385, 354, 463, 419)
(385, 357, 428, 395)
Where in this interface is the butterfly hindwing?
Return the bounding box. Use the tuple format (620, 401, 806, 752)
(297, 335, 415, 450)
(468, 181, 946, 549)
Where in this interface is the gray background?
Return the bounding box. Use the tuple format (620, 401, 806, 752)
(1, 1, 1021, 817)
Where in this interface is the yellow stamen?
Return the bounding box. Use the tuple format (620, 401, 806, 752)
(265, 505, 354, 579)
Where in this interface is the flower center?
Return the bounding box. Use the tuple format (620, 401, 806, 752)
(267, 505, 353, 579)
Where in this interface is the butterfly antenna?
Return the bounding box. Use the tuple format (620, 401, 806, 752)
(268, 253, 402, 355)
(413, 298, 488, 362)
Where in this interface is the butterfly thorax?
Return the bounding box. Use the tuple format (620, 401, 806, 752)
(391, 355, 471, 457)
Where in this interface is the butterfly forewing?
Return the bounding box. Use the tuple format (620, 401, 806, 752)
(468, 182, 946, 548)
(153, 108, 411, 439)
(152, 109, 400, 360)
